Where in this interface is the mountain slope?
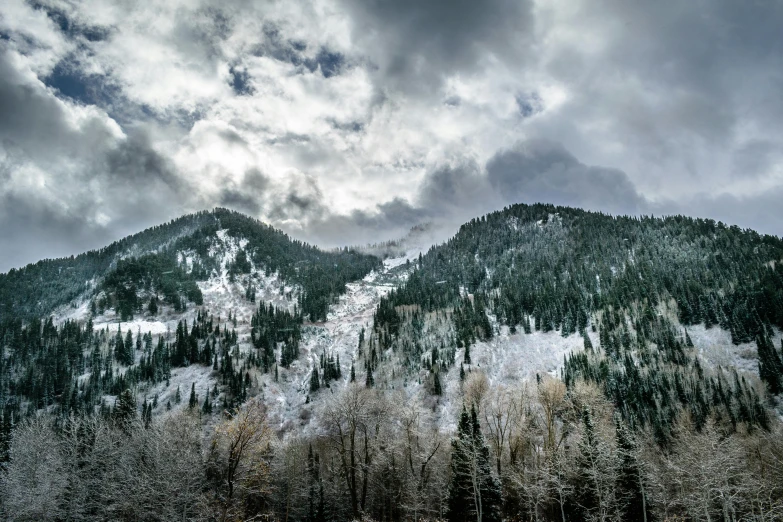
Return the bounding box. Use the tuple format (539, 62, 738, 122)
(371, 203, 783, 436)
(0, 208, 381, 426)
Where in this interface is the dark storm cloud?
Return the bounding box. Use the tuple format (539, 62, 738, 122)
(105, 131, 182, 188)
(651, 188, 783, 240)
(0, 49, 86, 159)
(417, 161, 500, 219)
(535, 0, 783, 188)
(486, 140, 645, 216)
(731, 140, 782, 179)
(216, 169, 270, 216)
(339, 0, 534, 88)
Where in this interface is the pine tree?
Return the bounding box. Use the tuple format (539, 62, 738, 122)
(175, 385, 182, 404)
(188, 383, 197, 409)
(447, 406, 501, 522)
(365, 362, 375, 388)
(309, 367, 320, 393)
(433, 371, 442, 395)
(584, 332, 594, 352)
(615, 417, 649, 522)
(350, 362, 356, 382)
(202, 394, 212, 415)
(125, 329, 134, 359)
(464, 345, 471, 365)
(757, 334, 783, 394)
(114, 389, 137, 425)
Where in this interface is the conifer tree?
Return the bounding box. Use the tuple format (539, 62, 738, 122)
(365, 362, 375, 388)
(114, 389, 137, 425)
(447, 405, 501, 522)
(757, 334, 783, 394)
(615, 417, 649, 522)
(309, 367, 320, 393)
(584, 332, 594, 352)
(189, 383, 197, 409)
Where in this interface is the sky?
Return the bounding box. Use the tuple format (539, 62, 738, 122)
(1, 0, 782, 271)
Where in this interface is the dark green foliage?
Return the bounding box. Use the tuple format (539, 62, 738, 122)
(447, 406, 502, 522)
(188, 382, 197, 409)
(0, 212, 214, 321)
(373, 203, 783, 437)
(100, 252, 204, 320)
(433, 370, 442, 395)
(320, 351, 341, 386)
(307, 445, 325, 522)
(114, 389, 137, 424)
(365, 361, 374, 388)
(251, 302, 301, 371)
(207, 209, 380, 322)
(375, 202, 783, 353)
(757, 333, 783, 394)
(615, 417, 650, 522)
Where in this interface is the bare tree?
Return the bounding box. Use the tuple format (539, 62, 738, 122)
(649, 417, 754, 522)
(207, 399, 273, 522)
(1, 416, 68, 522)
(536, 376, 568, 456)
(321, 383, 391, 519)
(483, 384, 515, 476)
(397, 397, 444, 521)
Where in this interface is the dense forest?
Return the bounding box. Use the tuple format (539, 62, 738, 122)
(2, 204, 783, 521)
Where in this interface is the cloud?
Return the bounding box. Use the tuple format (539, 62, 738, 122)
(2, 0, 783, 271)
(338, 0, 534, 90)
(0, 46, 186, 271)
(486, 140, 645, 216)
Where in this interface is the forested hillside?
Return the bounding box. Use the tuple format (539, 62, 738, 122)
(0, 208, 380, 461)
(2, 204, 783, 522)
(373, 204, 783, 436)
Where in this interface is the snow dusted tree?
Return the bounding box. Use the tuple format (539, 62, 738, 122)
(573, 406, 619, 521)
(0, 417, 68, 521)
(447, 405, 502, 522)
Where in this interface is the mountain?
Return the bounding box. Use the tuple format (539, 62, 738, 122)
(0, 207, 382, 421)
(0, 208, 380, 322)
(1, 204, 783, 522)
(374, 203, 783, 436)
